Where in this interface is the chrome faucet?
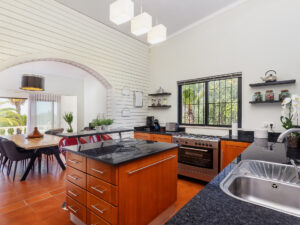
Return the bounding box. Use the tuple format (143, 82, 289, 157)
(290, 159, 300, 181)
(277, 128, 300, 143)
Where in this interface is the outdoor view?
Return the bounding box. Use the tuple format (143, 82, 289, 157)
(0, 98, 28, 135)
(181, 78, 239, 126)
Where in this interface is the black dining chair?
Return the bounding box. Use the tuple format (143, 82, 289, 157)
(0, 137, 9, 170)
(1, 139, 34, 181)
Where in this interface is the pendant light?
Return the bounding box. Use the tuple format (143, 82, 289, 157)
(147, 24, 167, 44)
(20, 75, 45, 91)
(131, 0, 152, 36)
(110, 0, 134, 25)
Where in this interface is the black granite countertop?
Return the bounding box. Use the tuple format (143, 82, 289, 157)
(63, 139, 178, 166)
(221, 130, 280, 143)
(134, 126, 185, 136)
(166, 139, 300, 225)
(56, 128, 133, 138)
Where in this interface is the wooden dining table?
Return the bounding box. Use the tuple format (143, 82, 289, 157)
(1, 134, 66, 181)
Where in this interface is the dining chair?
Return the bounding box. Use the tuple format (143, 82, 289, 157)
(1, 139, 34, 181)
(89, 134, 113, 143)
(58, 137, 87, 158)
(0, 137, 9, 170)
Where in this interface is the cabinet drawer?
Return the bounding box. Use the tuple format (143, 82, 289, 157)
(67, 166, 87, 189)
(87, 159, 118, 185)
(66, 180, 86, 206)
(87, 175, 118, 206)
(87, 193, 118, 225)
(87, 210, 110, 225)
(134, 132, 152, 141)
(152, 134, 172, 143)
(66, 152, 87, 172)
(66, 196, 87, 223)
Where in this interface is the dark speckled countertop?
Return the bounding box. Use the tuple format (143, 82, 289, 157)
(166, 139, 300, 225)
(63, 139, 178, 166)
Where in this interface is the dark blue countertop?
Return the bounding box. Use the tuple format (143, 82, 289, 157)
(63, 139, 178, 166)
(166, 139, 300, 225)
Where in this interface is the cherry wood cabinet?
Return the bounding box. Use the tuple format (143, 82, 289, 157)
(134, 132, 172, 143)
(66, 148, 178, 225)
(220, 141, 251, 170)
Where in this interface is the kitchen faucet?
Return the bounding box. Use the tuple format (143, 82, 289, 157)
(290, 159, 300, 182)
(277, 128, 300, 143)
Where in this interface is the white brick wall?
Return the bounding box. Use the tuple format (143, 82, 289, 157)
(0, 0, 151, 128)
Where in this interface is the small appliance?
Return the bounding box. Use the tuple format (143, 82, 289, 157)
(146, 116, 154, 128)
(166, 123, 179, 132)
(153, 119, 160, 131)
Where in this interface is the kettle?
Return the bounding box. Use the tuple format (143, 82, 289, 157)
(261, 70, 277, 82)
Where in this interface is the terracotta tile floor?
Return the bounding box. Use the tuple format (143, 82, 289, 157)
(0, 157, 205, 225)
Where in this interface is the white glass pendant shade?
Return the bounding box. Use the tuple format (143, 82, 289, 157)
(131, 12, 152, 36)
(110, 0, 134, 25)
(147, 24, 167, 44)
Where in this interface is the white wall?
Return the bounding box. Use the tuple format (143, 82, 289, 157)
(84, 75, 107, 126)
(150, 0, 300, 135)
(61, 96, 78, 132)
(0, 0, 150, 129)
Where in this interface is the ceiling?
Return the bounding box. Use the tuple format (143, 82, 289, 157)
(55, 0, 243, 45)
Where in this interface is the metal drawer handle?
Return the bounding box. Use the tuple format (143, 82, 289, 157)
(91, 205, 106, 214)
(68, 175, 79, 180)
(68, 190, 79, 197)
(91, 168, 104, 174)
(181, 147, 209, 152)
(68, 205, 79, 214)
(128, 155, 176, 175)
(68, 159, 80, 164)
(91, 186, 106, 194)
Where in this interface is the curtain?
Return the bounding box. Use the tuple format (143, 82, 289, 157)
(27, 93, 61, 133)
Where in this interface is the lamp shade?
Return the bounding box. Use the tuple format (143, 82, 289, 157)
(110, 0, 134, 25)
(131, 12, 152, 36)
(147, 24, 167, 44)
(20, 75, 45, 91)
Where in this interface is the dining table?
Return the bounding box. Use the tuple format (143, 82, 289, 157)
(0, 134, 66, 181)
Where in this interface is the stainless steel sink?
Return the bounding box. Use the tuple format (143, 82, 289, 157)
(220, 160, 300, 217)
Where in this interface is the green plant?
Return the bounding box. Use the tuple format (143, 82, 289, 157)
(0, 129, 5, 135)
(63, 112, 73, 133)
(102, 119, 114, 126)
(7, 128, 14, 135)
(91, 118, 103, 127)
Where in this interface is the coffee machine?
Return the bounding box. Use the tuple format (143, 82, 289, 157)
(146, 116, 154, 128)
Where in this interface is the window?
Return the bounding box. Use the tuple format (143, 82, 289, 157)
(178, 73, 242, 127)
(28, 93, 61, 133)
(0, 97, 28, 135)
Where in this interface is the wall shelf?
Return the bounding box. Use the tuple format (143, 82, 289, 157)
(148, 92, 171, 96)
(249, 100, 282, 104)
(249, 79, 296, 87)
(148, 105, 171, 108)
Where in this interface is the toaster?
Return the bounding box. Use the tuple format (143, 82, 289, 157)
(166, 123, 179, 132)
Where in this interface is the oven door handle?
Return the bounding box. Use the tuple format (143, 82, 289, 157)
(180, 147, 209, 152)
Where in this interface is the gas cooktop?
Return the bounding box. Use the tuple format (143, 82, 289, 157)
(172, 133, 221, 141)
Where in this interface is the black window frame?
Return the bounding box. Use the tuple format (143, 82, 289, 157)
(178, 73, 242, 128)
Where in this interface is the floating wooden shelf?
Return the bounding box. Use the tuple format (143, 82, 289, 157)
(249, 100, 282, 104)
(148, 92, 171, 96)
(249, 80, 296, 87)
(148, 105, 171, 108)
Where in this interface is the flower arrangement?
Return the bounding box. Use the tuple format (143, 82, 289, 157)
(281, 95, 300, 129)
(281, 95, 300, 147)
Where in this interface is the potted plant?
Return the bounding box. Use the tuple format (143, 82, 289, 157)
(101, 118, 114, 131)
(63, 112, 74, 133)
(91, 118, 103, 131)
(281, 95, 300, 148)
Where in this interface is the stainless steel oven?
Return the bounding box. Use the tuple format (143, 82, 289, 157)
(173, 134, 220, 182)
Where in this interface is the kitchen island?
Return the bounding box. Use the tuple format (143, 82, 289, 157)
(63, 139, 178, 225)
(166, 139, 300, 225)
